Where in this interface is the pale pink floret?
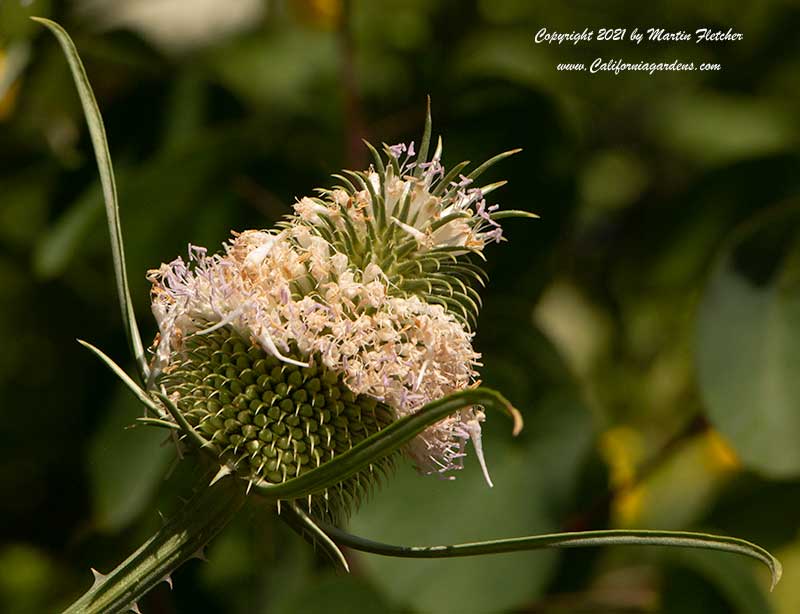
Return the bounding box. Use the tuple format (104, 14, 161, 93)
(148, 229, 487, 478)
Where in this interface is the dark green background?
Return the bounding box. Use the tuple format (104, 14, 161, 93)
(2, 1, 800, 612)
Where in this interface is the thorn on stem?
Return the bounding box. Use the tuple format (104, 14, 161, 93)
(90, 568, 107, 588)
(191, 547, 208, 562)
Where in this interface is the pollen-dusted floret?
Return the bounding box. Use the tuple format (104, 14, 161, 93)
(148, 133, 527, 503)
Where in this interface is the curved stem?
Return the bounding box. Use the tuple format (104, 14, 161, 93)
(322, 525, 782, 590)
(62, 477, 246, 614)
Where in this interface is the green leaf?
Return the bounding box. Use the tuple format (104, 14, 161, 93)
(330, 524, 780, 595)
(489, 209, 540, 221)
(413, 96, 432, 178)
(153, 383, 521, 506)
(33, 18, 148, 382)
(696, 205, 800, 478)
(466, 148, 522, 183)
(153, 390, 218, 456)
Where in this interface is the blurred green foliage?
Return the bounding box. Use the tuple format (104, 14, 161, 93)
(1, 0, 799, 612)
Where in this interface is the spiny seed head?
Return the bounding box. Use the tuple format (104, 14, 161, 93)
(161, 327, 394, 522)
(148, 121, 528, 518)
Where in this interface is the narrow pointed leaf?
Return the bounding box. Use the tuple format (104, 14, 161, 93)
(135, 417, 180, 431)
(321, 526, 781, 590)
(433, 160, 472, 197)
(362, 141, 386, 227)
(490, 210, 540, 221)
(331, 173, 357, 194)
(363, 140, 386, 187)
(35, 17, 149, 382)
(466, 149, 522, 183)
(413, 96, 433, 178)
(476, 180, 508, 196)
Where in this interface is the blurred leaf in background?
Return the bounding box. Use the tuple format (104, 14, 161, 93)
(697, 205, 800, 479)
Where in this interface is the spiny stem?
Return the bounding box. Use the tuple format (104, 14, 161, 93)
(62, 477, 246, 614)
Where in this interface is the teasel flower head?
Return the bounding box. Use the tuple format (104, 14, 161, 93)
(35, 22, 781, 614)
(147, 119, 531, 521)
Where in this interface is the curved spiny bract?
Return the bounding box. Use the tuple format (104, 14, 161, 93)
(288, 117, 532, 330)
